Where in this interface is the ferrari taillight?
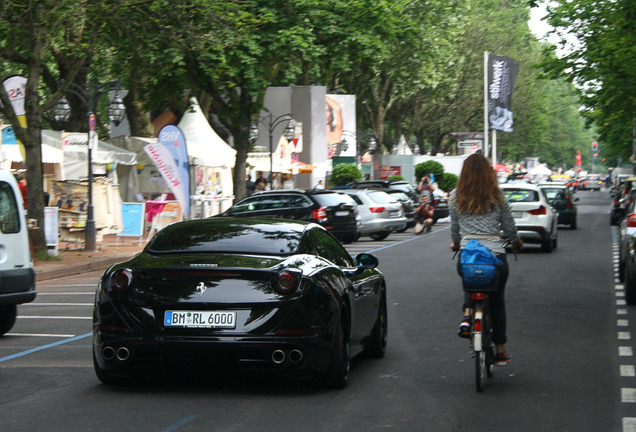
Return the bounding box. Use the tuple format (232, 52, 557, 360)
(111, 269, 133, 292)
(528, 206, 547, 215)
(312, 207, 328, 220)
(273, 269, 302, 295)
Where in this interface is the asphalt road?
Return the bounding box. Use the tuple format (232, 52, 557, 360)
(0, 189, 627, 432)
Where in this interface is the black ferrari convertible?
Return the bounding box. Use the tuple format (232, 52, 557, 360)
(92, 217, 387, 388)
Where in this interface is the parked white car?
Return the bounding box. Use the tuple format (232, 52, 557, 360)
(500, 183, 558, 253)
(338, 189, 407, 240)
(0, 170, 36, 335)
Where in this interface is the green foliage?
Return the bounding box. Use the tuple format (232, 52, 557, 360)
(415, 161, 445, 183)
(541, 0, 636, 164)
(387, 175, 405, 182)
(331, 164, 362, 186)
(438, 173, 458, 192)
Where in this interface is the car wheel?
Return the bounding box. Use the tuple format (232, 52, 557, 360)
(341, 234, 356, 244)
(93, 350, 137, 385)
(364, 291, 387, 358)
(541, 236, 553, 253)
(370, 232, 390, 241)
(324, 308, 351, 388)
(570, 219, 577, 229)
(0, 305, 17, 336)
(625, 257, 636, 305)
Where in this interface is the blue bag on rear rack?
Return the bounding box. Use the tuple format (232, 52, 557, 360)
(459, 239, 502, 291)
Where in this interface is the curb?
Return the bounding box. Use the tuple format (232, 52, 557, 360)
(35, 256, 131, 282)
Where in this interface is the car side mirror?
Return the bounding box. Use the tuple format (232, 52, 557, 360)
(345, 253, 379, 277)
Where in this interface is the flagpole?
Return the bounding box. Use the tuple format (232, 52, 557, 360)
(492, 129, 497, 167)
(484, 51, 489, 159)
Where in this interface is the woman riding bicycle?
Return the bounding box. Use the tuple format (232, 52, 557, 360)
(449, 153, 523, 365)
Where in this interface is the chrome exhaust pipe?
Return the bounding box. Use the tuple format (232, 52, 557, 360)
(288, 349, 303, 363)
(101, 346, 115, 361)
(272, 349, 285, 364)
(116, 346, 130, 361)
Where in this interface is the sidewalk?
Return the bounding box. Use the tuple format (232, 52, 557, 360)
(34, 234, 147, 281)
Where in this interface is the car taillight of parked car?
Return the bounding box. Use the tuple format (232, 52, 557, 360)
(311, 207, 328, 220)
(370, 207, 386, 213)
(627, 214, 636, 228)
(528, 206, 547, 215)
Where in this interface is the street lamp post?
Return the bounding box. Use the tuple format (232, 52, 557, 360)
(368, 136, 377, 179)
(250, 113, 295, 187)
(53, 81, 126, 252)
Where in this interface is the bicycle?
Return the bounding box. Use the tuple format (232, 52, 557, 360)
(454, 240, 518, 392)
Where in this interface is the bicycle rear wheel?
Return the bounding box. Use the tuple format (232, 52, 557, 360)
(475, 349, 486, 392)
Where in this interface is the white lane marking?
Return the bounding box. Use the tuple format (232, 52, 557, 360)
(619, 332, 632, 340)
(18, 316, 91, 320)
(623, 417, 636, 432)
(23, 303, 93, 306)
(620, 346, 634, 356)
(623, 388, 636, 403)
(36, 292, 95, 295)
(8, 333, 75, 338)
(619, 319, 630, 327)
(623, 365, 636, 377)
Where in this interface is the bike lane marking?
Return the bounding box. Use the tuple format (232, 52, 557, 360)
(0, 332, 92, 363)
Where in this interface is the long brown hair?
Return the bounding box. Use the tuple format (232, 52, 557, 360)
(455, 153, 504, 214)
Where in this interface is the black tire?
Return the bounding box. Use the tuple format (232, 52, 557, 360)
(0, 305, 17, 336)
(341, 234, 356, 244)
(570, 219, 577, 230)
(324, 309, 351, 389)
(370, 232, 389, 241)
(625, 258, 636, 305)
(363, 292, 388, 358)
(475, 349, 486, 392)
(93, 350, 136, 385)
(541, 236, 553, 253)
(620, 254, 626, 282)
(486, 345, 495, 378)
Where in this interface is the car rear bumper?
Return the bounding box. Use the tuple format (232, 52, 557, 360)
(0, 268, 36, 305)
(93, 330, 333, 377)
(515, 226, 551, 243)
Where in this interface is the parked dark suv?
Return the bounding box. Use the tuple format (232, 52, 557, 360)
(218, 189, 359, 243)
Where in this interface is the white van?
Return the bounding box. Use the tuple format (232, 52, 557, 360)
(0, 170, 36, 335)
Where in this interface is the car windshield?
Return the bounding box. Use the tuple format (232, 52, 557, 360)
(146, 218, 304, 255)
(541, 188, 567, 200)
(503, 189, 539, 202)
(367, 190, 397, 204)
(313, 192, 350, 207)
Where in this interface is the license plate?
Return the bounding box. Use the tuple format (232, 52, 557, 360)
(335, 210, 349, 216)
(164, 310, 236, 328)
(512, 211, 522, 218)
(389, 210, 399, 217)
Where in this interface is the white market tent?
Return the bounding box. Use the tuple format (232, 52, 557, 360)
(529, 163, 552, 177)
(1, 129, 64, 168)
(177, 97, 236, 198)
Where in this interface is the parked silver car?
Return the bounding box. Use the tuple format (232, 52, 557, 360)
(500, 183, 558, 252)
(339, 189, 407, 240)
